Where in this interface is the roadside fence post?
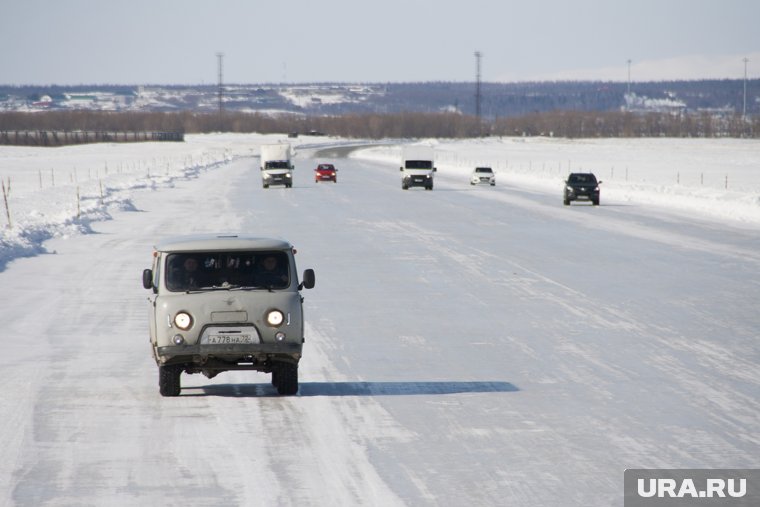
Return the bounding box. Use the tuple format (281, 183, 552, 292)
(2, 178, 11, 229)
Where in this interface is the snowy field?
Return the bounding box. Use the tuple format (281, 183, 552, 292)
(359, 136, 760, 224)
(1, 133, 759, 506)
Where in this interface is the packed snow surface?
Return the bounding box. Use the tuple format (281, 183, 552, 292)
(1, 134, 759, 506)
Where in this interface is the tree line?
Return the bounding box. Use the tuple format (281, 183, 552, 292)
(0, 110, 756, 139)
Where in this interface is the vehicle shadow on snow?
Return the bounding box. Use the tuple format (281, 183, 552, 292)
(183, 380, 519, 398)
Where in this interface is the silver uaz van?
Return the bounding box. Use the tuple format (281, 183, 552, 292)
(142, 234, 315, 397)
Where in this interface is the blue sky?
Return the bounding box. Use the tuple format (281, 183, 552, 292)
(1, 0, 758, 85)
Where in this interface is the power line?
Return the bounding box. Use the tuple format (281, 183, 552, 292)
(474, 51, 482, 122)
(216, 52, 224, 125)
(743, 57, 749, 120)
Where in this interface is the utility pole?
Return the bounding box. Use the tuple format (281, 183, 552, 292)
(216, 52, 224, 129)
(743, 57, 749, 120)
(474, 51, 482, 132)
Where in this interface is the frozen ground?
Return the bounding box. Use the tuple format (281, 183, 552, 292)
(0, 134, 759, 506)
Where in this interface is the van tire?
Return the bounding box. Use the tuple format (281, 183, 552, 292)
(159, 365, 182, 397)
(275, 363, 298, 395)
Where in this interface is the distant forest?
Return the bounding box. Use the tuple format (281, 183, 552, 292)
(1, 109, 757, 140)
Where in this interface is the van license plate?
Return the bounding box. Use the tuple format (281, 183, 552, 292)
(205, 334, 254, 344)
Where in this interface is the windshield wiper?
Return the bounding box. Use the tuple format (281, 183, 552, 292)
(229, 285, 265, 291)
(184, 284, 275, 293)
(185, 284, 240, 293)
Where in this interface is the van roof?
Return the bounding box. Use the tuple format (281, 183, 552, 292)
(154, 234, 292, 253)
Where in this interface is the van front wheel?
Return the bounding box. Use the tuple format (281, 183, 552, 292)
(274, 363, 298, 395)
(159, 365, 182, 397)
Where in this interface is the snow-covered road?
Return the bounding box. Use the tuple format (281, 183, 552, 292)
(1, 143, 759, 506)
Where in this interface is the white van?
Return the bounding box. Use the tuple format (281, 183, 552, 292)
(142, 234, 315, 396)
(400, 145, 436, 190)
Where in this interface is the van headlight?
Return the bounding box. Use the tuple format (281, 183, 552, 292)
(174, 311, 193, 330)
(266, 309, 284, 327)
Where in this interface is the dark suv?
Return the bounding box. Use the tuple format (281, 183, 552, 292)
(564, 172, 601, 206)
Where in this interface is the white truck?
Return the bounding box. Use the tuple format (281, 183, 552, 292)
(400, 145, 436, 190)
(260, 144, 294, 188)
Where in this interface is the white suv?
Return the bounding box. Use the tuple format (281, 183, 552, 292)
(470, 167, 495, 186)
(142, 234, 315, 396)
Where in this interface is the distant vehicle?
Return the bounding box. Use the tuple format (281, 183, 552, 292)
(564, 172, 601, 205)
(400, 145, 436, 190)
(260, 144, 294, 189)
(141, 234, 316, 397)
(314, 163, 337, 183)
(470, 167, 495, 186)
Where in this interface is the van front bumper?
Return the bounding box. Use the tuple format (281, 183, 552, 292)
(156, 342, 302, 363)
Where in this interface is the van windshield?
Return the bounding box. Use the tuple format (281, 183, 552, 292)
(265, 161, 290, 169)
(405, 160, 433, 170)
(165, 251, 290, 292)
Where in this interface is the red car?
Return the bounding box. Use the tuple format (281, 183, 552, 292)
(314, 163, 337, 183)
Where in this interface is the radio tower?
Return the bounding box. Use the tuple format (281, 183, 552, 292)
(216, 52, 224, 129)
(474, 51, 482, 123)
(743, 57, 749, 120)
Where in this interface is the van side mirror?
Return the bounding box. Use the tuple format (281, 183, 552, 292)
(142, 269, 153, 290)
(300, 269, 315, 290)
(434, 167, 437, 172)
(399, 167, 403, 172)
